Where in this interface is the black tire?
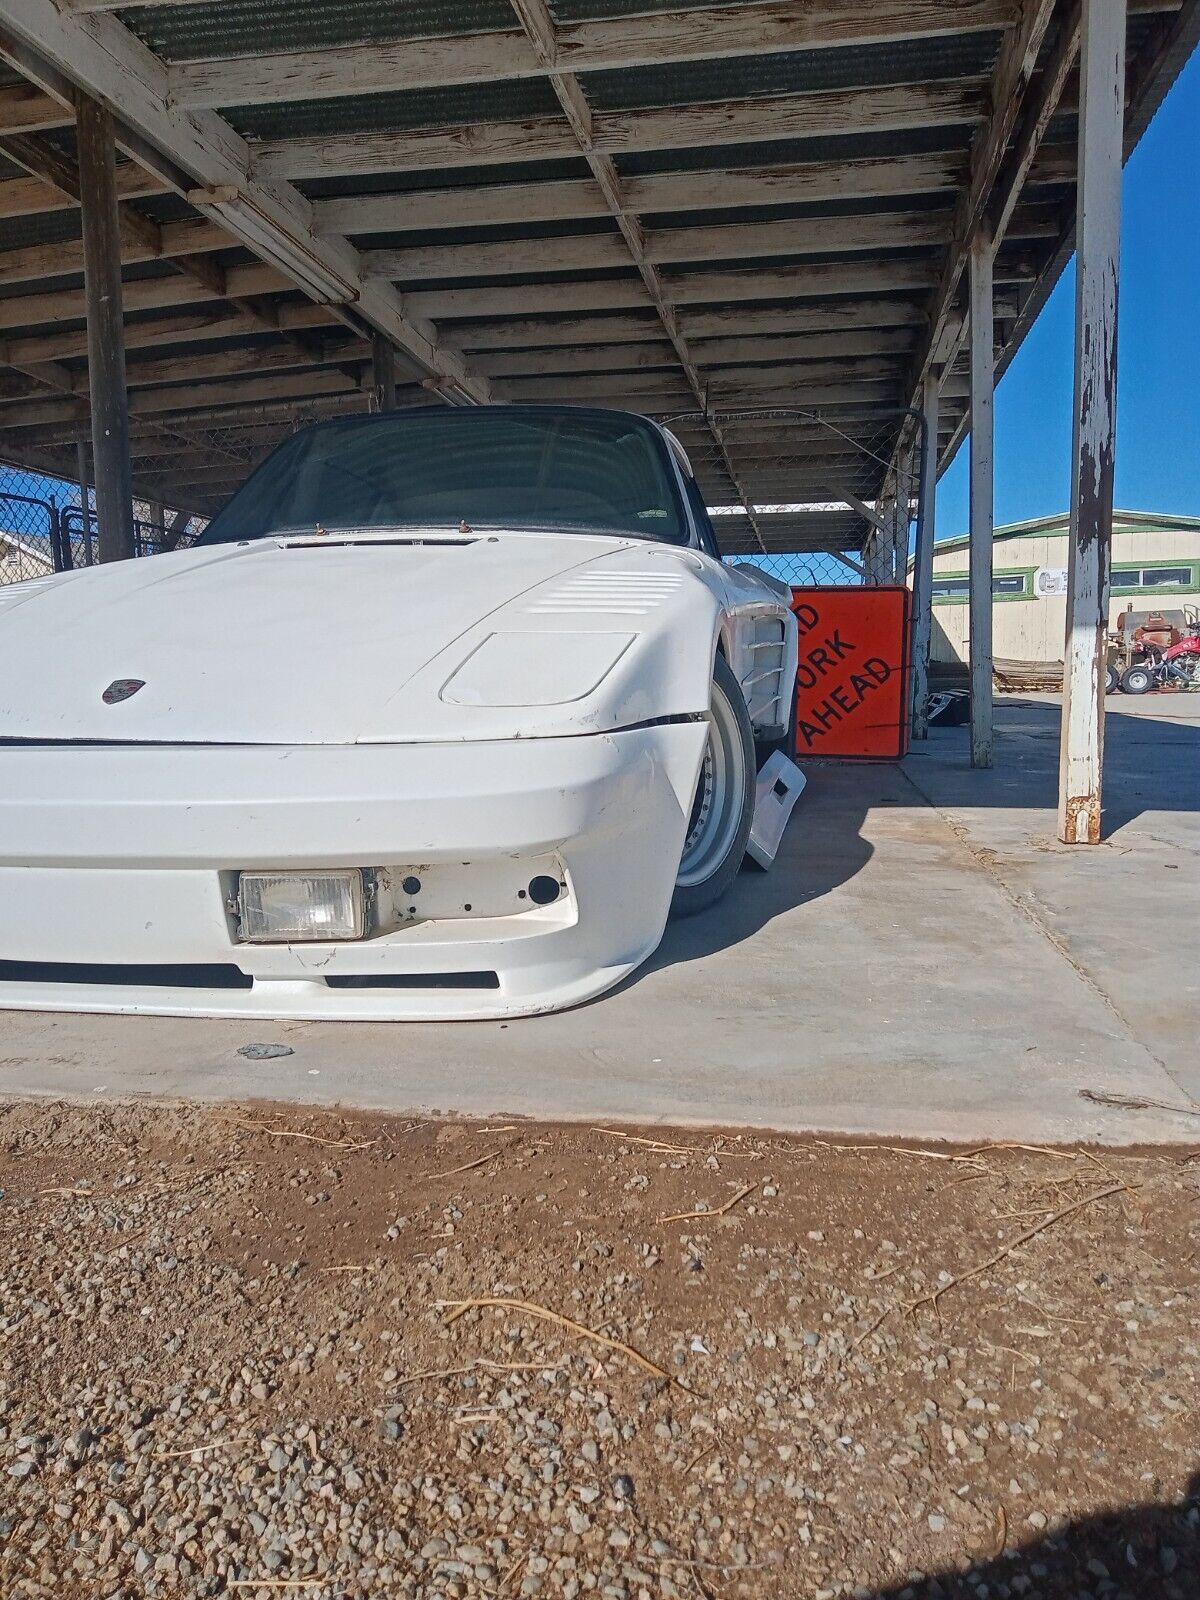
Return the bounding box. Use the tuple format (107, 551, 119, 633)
(671, 654, 755, 918)
(1120, 664, 1155, 695)
(1105, 663, 1119, 695)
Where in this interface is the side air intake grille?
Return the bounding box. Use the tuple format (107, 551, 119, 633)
(741, 617, 790, 728)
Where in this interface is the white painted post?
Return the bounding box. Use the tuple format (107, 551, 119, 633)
(911, 368, 940, 737)
(968, 230, 995, 769)
(1058, 0, 1126, 844)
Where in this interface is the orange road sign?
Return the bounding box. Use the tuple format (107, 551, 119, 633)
(790, 586, 911, 760)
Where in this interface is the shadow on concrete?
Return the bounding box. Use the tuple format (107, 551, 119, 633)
(867, 1471, 1200, 1599)
(643, 695, 1198, 980)
(643, 755, 879, 977)
(903, 697, 1200, 835)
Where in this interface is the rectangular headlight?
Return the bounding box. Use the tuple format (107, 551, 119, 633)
(237, 870, 365, 943)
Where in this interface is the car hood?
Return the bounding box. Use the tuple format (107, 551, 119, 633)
(0, 532, 658, 745)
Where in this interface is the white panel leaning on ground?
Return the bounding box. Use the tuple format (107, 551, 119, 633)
(0, 406, 799, 1021)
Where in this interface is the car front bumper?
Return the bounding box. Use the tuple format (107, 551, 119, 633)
(0, 725, 707, 1020)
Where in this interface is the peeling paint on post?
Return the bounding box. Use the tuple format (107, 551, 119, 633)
(1059, 0, 1125, 845)
(968, 230, 994, 770)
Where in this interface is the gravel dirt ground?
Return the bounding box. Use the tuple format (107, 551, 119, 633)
(1, 1101, 1197, 1600)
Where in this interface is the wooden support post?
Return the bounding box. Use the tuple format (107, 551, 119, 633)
(1059, 0, 1126, 845)
(911, 367, 940, 737)
(75, 432, 93, 565)
(968, 230, 995, 769)
(76, 95, 134, 563)
(371, 333, 397, 412)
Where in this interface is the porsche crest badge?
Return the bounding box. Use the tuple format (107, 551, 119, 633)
(102, 679, 145, 705)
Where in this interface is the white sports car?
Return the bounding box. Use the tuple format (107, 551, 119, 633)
(0, 406, 797, 1019)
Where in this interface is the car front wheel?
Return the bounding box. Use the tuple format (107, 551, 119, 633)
(671, 653, 755, 918)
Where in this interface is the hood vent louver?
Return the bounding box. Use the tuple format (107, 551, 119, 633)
(527, 569, 683, 616)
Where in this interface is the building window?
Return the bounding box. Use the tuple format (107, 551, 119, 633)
(1112, 565, 1195, 591)
(931, 571, 1031, 602)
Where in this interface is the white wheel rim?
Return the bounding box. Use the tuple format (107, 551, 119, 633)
(677, 677, 746, 889)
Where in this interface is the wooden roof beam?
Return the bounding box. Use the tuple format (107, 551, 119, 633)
(479, 329, 918, 377)
(315, 147, 1075, 236)
(0, 363, 375, 429)
(0, 300, 334, 367)
(402, 253, 1046, 319)
(319, 154, 968, 238)
(453, 301, 931, 350)
(0, 157, 159, 218)
(0, 80, 66, 133)
(0, 121, 345, 390)
(498, 368, 904, 403)
(274, 80, 986, 184)
(169, 2, 1019, 109)
(363, 206, 1058, 285)
(0, 262, 291, 333)
(26, 391, 373, 448)
(0, 0, 491, 403)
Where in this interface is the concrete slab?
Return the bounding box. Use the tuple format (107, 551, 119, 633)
(1, 694, 1196, 1144)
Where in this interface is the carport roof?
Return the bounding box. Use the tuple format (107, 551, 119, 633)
(0, 0, 1194, 559)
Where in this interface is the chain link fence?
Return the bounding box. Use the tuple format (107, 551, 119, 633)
(679, 407, 922, 591)
(0, 459, 204, 586)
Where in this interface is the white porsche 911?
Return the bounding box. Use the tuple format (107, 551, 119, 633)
(0, 406, 797, 1019)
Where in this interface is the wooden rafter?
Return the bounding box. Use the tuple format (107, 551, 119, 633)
(0, 124, 345, 395)
(0, 0, 491, 402)
(363, 208, 1059, 286)
(264, 80, 985, 183)
(506, 0, 767, 549)
(313, 157, 972, 236)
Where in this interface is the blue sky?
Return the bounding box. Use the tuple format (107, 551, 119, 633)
(936, 45, 1200, 539)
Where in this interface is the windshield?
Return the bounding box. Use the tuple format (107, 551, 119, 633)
(199, 407, 690, 545)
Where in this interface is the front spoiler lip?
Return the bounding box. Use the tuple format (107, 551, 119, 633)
(0, 722, 710, 1021)
(0, 960, 648, 1023)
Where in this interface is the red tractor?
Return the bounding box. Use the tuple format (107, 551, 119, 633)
(1120, 620, 1200, 694)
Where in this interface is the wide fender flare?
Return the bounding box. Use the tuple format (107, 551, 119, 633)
(586, 586, 728, 731)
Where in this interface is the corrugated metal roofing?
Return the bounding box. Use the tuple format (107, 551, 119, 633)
(353, 216, 621, 250)
(298, 159, 593, 200)
(615, 124, 974, 177)
(230, 78, 563, 141)
(584, 32, 1002, 112)
(122, 0, 517, 62)
(549, 0, 745, 21)
(0, 211, 82, 251)
(432, 265, 642, 291)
